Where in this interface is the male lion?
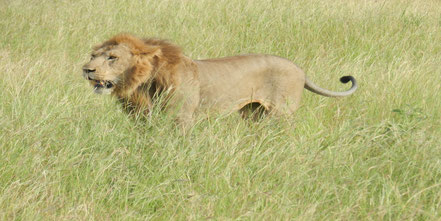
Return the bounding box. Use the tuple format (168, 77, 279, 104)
(82, 34, 357, 124)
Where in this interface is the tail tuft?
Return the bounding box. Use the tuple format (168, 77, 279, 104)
(340, 76, 353, 84)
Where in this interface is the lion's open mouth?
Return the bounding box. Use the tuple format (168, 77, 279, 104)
(88, 78, 115, 90)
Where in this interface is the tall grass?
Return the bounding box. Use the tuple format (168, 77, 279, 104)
(1, 0, 440, 219)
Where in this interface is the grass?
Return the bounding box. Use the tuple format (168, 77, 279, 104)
(1, 0, 441, 219)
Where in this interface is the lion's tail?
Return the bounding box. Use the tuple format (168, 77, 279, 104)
(304, 76, 357, 97)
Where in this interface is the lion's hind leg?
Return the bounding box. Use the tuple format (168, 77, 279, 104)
(267, 96, 302, 120)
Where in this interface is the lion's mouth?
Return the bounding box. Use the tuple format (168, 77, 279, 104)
(87, 77, 115, 90)
(93, 80, 114, 89)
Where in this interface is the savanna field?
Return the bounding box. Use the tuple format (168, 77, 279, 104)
(1, 0, 441, 219)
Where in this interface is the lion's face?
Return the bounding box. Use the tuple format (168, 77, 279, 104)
(82, 43, 134, 94)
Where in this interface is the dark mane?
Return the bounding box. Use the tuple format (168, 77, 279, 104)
(97, 33, 187, 98)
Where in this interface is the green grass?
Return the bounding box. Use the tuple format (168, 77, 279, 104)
(1, 0, 441, 219)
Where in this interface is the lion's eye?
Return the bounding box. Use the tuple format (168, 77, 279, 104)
(107, 56, 118, 60)
(90, 55, 95, 61)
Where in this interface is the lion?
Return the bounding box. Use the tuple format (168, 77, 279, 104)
(82, 33, 357, 124)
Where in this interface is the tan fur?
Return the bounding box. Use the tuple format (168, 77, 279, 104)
(82, 33, 357, 124)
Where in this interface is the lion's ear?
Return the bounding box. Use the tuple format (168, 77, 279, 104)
(133, 45, 161, 57)
(144, 46, 162, 58)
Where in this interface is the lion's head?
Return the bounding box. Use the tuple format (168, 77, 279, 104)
(82, 34, 174, 96)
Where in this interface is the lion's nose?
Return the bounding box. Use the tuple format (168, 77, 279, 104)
(83, 68, 96, 74)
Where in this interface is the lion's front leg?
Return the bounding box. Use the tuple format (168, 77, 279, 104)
(165, 83, 200, 128)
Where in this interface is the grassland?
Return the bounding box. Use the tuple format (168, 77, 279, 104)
(1, 0, 441, 220)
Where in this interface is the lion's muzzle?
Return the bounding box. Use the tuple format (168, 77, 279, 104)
(82, 68, 115, 94)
